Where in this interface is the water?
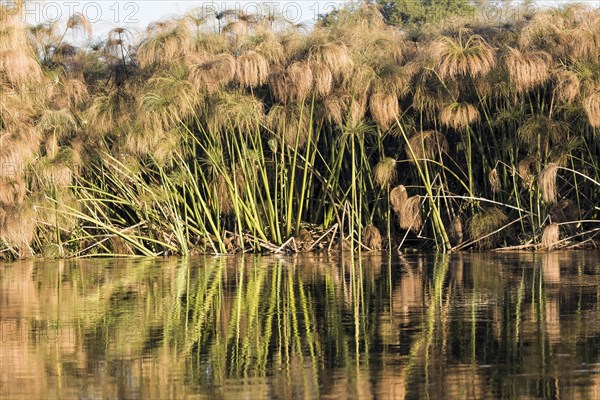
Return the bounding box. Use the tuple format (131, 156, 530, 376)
(1, 252, 599, 399)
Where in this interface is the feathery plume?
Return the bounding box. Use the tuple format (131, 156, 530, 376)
(0, 50, 42, 85)
(407, 130, 448, 163)
(488, 168, 500, 193)
(269, 61, 313, 103)
(311, 63, 333, 97)
(374, 157, 397, 187)
(369, 92, 399, 131)
(236, 51, 269, 87)
(583, 91, 600, 127)
(440, 102, 480, 130)
(554, 69, 580, 104)
(308, 41, 353, 78)
(505, 46, 551, 93)
(323, 94, 346, 126)
(137, 20, 191, 67)
(449, 217, 463, 245)
(0, 204, 36, 252)
(189, 53, 236, 92)
(399, 195, 422, 232)
(362, 224, 382, 250)
(50, 79, 89, 109)
(518, 114, 566, 148)
(67, 13, 92, 37)
(541, 223, 560, 250)
(0, 178, 26, 208)
(470, 207, 509, 249)
(267, 103, 311, 148)
(431, 30, 496, 79)
(539, 163, 559, 204)
(517, 156, 536, 189)
(390, 185, 408, 214)
(208, 91, 264, 134)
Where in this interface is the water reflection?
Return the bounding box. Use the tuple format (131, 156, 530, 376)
(1, 252, 599, 399)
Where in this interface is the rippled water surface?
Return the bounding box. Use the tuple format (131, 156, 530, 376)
(1, 252, 599, 399)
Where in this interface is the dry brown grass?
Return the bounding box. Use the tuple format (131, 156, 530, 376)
(362, 224, 382, 250)
(374, 157, 397, 187)
(539, 163, 559, 204)
(342, 63, 375, 99)
(554, 69, 581, 104)
(431, 30, 496, 80)
(0, 138, 36, 176)
(0, 204, 36, 252)
(50, 79, 89, 109)
(541, 223, 560, 250)
(34, 149, 76, 189)
(505, 47, 552, 93)
(488, 168, 500, 193)
(558, 10, 600, 60)
(583, 91, 600, 127)
(470, 207, 509, 249)
(269, 61, 313, 103)
(308, 41, 354, 78)
(151, 129, 181, 166)
(449, 217, 463, 245)
(67, 13, 92, 37)
(85, 92, 127, 135)
(0, 178, 26, 208)
(137, 20, 191, 67)
(369, 92, 400, 131)
(323, 94, 346, 126)
(0, 87, 35, 125)
(190, 53, 236, 92)
(121, 122, 164, 160)
(278, 30, 306, 61)
(37, 109, 78, 140)
(347, 95, 368, 127)
(44, 134, 58, 158)
(236, 51, 269, 87)
(208, 91, 265, 134)
(390, 185, 408, 214)
(223, 20, 249, 37)
(286, 61, 314, 101)
(240, 28, 285, 65)
(440, 102, 480, 130)
(517, 156, 536, 189)
(406, 130, 448, 163)
(38, 161, 73, 189)
(399, 195, 422, 232)
(0, 50, 42, 85)
(267, 103, 311, 148)
(311, 63, 333, 97)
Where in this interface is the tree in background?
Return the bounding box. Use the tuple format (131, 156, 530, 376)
(376, 0, 475, 26)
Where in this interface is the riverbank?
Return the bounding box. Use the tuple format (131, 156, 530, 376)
(1, 3, 599, 259)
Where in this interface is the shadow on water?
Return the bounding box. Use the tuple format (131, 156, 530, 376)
(1, 251, 599, 399)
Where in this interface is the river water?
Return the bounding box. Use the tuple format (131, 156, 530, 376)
(1, 251, 599, 399)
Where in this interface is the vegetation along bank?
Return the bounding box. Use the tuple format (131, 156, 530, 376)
(1, 2, 600, 259)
